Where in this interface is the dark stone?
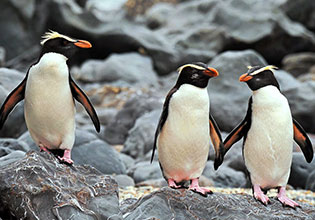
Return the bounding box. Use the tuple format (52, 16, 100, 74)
(0, 47, 5, 67)
(122, 187, 315, 220)
(0, 151, 122, 220)
(0, 138, 30, 157)
(282, 52, 315, 77)
(112, 174, 135, 188)
(0, 150, 25, 167)
(306, 170, 315, 192)
(289, 152, 315, 189)
(128, 161, 163, 184)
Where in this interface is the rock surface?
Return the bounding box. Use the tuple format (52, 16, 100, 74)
(122, 187, 315, 220)
(0, 151, 122, 220)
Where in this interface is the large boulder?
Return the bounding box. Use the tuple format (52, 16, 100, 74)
(282, 52, 315, 77)
(0, 151, 122, 220)
(122, 187, 315, 219)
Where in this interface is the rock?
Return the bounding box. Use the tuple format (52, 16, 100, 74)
(17, 129, 127, 175)
(306, 170, 315, 191)
(128, 161, 163, 183)
(281, 0, 315, 32)
(0, 68, 27, 138)
(289, 152, 315, 189)
(103, 94, 162, 145)
(75, 53, 159, 86)
(122, 109, 161, 159)
(275, 70, 301, 92)
(113, 174, 135, 188)
(284, 81, 315, 133)
(119, 153, 136, 171)
(122, 187, 315, 220)
(0, 47, 5, 66)
(136, 178, 167, 188)
(0, 151, 122, 220)
(282, 52, 315, 77)
(207, 50, 266, 132)
(203, 161, 247, 188)
(0, 138, 30, 157)
(145, 3, 173, 30)
(0, 150, 25, 167)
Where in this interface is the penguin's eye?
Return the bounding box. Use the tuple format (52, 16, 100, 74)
(62, 40, 69, 46)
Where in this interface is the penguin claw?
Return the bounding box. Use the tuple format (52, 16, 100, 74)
(188, 178, 213, 197)
(277, 187, 300, 209)
(253, 185, 270, 206)
(57, 156, 73, 165)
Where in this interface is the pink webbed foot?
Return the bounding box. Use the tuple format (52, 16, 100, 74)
(58, 149, 74, 165)
(189, 178, 212, 197)
(277, 186, 300, 208)
(253, 184, 270, 205)
(39, 144, 51, 153)
(168, 179, 182, 189)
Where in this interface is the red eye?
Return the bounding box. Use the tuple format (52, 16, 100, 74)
(63, 40, 69, 46)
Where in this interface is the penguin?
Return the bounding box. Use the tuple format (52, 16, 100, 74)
(0, 30, 100, 165)
(221, 65, 313, 208)
(151, 62, 224, 196)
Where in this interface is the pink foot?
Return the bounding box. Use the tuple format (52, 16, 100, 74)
(58, 149, 73, 165)
(277, 186, 300, 208)
(253, 184, 270, 205)
(189, 178, 212, 196)
(168, 179, 182, 189)
(39, 144, 50, 153)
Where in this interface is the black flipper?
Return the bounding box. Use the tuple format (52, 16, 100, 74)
(0, 74, 28, 129)
(209, 114, 224, 170)
(69, 76, 100, 132)
(151, 87, 177, 163)
(223, 97, 252, 156)
(293, 118, 313, 163)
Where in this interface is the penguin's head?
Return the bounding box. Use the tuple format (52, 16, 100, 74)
(176, 62, 219, 88)
(239, 65, 280, 91)
(40, 30, 92, 59)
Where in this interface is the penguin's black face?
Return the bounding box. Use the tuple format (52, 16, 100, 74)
(239, 65, 280, 91)
(40, 33, 92, 59)
(176, 62, 219, 88)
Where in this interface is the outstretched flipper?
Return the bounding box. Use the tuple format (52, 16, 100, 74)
(151, 87, 177, 163)
(69, 76, 100, 132)
(0, 75, 28, 129)
(222, 97, 252, 160)
(209, 114, 224, 170)
(293, 119, 313, 163)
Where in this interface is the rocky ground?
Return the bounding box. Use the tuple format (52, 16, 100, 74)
(0, 0, 315, 219)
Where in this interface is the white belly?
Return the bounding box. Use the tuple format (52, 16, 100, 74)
(158, 84, 210, 182)
(244, 86, 293, 188)
(24, 53, 75, 149)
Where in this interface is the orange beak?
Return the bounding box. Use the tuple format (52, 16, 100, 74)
(239, 73, 253, 82)
(203, 67, 219, 77)
(74, 40, 92, 48)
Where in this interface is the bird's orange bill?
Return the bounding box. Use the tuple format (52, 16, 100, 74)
(203, 67, 219, 77)
(0, 76, 27, 129)
(239, 73, 253, 82)
(74, 40, 92, 48)
(293, 119, 314, 163)
(69, 76, 100, 132)
(209, 114, 224, 170)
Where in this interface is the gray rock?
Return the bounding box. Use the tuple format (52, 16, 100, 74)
(0, 47, 5, 66)
(306, 170, 315, 191)
(128, 161, 163, 184)
(0, 150, 25, 167)
(0, 138, 30, 157)
(208, 50, 266, 132)
(284, 81, 315, 133)
(282, 52, 315, 77)
(119, 153, 136, 171)
(75, 53, 159, 86)
(145, 3, 173, 30)
(122, 187, 315, 220)
(113, 174, 135, 188)
(0, 151, 122, 220)
(0, 68, 27, 138)
(122, 109, 161, 159)
(203, 161, 247, 188)
(289, 152, 315, 189)
(103, 94, 162, 145)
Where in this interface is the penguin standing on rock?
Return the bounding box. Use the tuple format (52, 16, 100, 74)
(151, 62, 224, 196)
(0, 31, 100, 164)
(221, 65, 313, 208)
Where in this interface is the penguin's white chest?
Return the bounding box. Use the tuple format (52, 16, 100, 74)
(158, 84, 210, 182)
(24, 53, 75, 149)
(244, 86, 293, 188)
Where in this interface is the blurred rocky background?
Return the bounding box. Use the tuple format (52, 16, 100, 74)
(0, 0, 315, 219)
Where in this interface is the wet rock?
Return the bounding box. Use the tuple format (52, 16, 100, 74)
(289, 152, 315, 189)
(75, 53, 158, 86)
(0, 151, 122, 220)
(122, 109, 161, 159)
(122, 187, 315, 220)
(103, 94, 162, 145)
(282, 52, 315, 77)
